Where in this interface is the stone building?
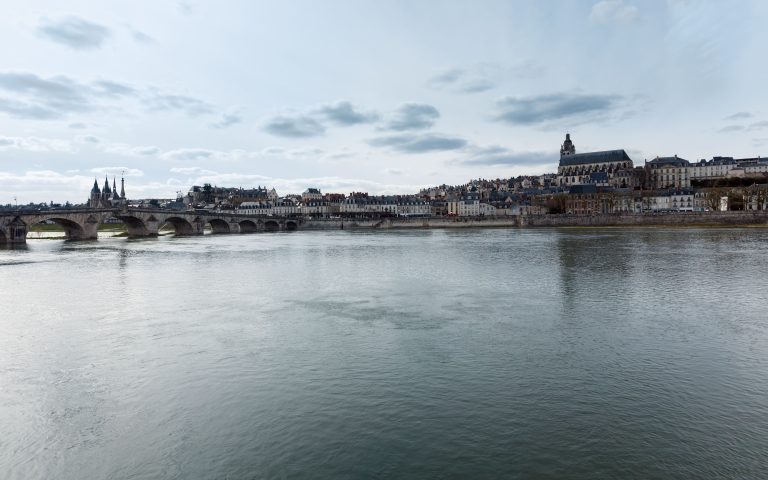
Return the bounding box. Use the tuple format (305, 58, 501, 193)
(645, 156, 691, 189)
(89, 176, 126, 208)
(556, 134, 634, 187)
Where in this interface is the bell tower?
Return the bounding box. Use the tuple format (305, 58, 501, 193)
(560, 133, 575, 156)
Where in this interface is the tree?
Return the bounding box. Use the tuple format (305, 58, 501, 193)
(202, 183, 213, 203)
(703, 188, 724, 211)
(546, 194, 568, 214)
(727, 188, 745, 211)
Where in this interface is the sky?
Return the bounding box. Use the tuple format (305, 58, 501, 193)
(1, 0, 767, 204)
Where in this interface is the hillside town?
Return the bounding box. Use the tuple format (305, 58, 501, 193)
(152, 134, 767, 218)
(10, 133, 761, 217)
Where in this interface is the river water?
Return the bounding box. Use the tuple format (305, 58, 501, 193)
(2, 228, 768, 479)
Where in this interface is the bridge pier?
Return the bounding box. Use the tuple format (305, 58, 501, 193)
(0, 218, 28, 244)
(69, 216, 100, 240)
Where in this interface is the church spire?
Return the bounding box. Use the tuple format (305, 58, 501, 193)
(91, 177, 100, 194)
(120, 175, 125, 199)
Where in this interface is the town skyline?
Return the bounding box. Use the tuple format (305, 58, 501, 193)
(2, 0, 768, 204)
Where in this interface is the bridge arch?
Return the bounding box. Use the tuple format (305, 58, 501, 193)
(161, 217, 195, 236)
(239, 220, 258, 233)
(118, 215, 152, 237)
(32, 217, 87, 240)
(208, 218, 231, 234)
(264, 220, 280, 232)
(284, 220, 298, 231)
(0, 229, 6, 243)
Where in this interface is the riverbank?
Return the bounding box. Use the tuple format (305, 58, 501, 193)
(302, 211, 768, 230)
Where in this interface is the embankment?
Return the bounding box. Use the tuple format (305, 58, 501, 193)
(302, 211, 768, 230)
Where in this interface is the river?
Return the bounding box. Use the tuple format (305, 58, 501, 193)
(2, 228, 767, 479)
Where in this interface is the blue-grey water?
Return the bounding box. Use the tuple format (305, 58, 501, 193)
(2, 228, 768, 479)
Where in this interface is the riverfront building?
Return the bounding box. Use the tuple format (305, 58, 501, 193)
(76, 133, 765, 218)
(556, 134, 635, 187)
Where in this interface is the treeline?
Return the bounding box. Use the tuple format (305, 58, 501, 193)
(691, 175, 768, 188)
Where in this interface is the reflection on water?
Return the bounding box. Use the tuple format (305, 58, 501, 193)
(2, 228, 768, 479)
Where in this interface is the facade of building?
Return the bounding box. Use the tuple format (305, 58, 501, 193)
(556, 134, 634, 187)
(645, 156, 691, 189)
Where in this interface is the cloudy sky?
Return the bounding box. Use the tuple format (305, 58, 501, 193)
(1, 0, 767, 203)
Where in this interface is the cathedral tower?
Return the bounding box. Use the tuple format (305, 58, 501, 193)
(560, 133, 575, 157)
(89, 178, 101, 208)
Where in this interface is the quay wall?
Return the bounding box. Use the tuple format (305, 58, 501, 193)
(522, 211, 768, 227)
(303, 211, 768, 230)
(302, 217, 519, 230)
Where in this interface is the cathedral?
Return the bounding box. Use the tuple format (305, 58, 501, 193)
(89, 175, 127, 208)
(556, 133, 634, 187)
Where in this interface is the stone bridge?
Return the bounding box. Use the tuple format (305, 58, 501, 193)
(0, 208, 303, 244)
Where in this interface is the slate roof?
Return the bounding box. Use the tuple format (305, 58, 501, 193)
(559, 149, 632, 167)
(647, 156, 690, 167)
(568, 184, 597, 194)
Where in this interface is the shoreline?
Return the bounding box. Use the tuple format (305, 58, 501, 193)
(303, 211, 768, 231)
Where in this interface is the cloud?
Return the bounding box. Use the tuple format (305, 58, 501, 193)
(382, 103, 440, 131)
(384, 168, 403, 175)
(0, 136, 72, 152)
(92, 80, 137, 97)
(75, 134, 102, 144)
(715, 120, 768, 133)
(493, 92, 625, 125)
(429, 62, 545, 95)
(590, 0, 639, 24)
(0, 73, 211, 121)
(315, 101, 379, 126)
(0, 73, 92, 119)
(90, 167, 144, 177)
(457, 145, 556, 167)
(170, 166, 217, 175)
(178, 1, 196, 15)
(143, 91, 215, 116)
(428, 68, 495, 94)
(209, 111, 243, 129)
(506, 59, 547, 80)
(160, 148, 218, 162)
(37, 16, 111, 50)
(130, 29, 154, 44)
(0, 98, 62, 119)
(724, 111, 752, 121)
(284, 147, 324, 157)
(263, 114, 326, 138)
(102, 143, 160, 156)
(368, 133, 467, 153)
(0, 170, 89, 186)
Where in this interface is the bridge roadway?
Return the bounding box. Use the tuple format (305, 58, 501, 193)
(0, 208, 302, 244)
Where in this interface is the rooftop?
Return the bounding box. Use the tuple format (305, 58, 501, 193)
(559, 149, 632, 167)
